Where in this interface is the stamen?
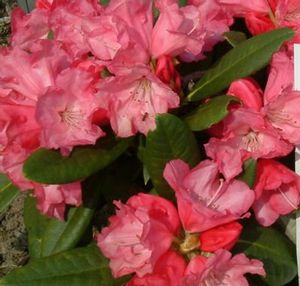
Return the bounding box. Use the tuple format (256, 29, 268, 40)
(59, 108, 83, 128)
(268, 109, 300, 127)
(278, 187, 298, 210)
(206, 179, 224, 208)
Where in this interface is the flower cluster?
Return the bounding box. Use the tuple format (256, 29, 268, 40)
(1, 0, 300, 284)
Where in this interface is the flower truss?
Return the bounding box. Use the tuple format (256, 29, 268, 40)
(0, 0, 300, 285)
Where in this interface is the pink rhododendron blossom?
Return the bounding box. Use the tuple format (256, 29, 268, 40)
(97, 193, 180, 278)
(180, 249, 265, 285)
(163, 159, 254, 232)
(199, 221, 243, 252)
(264, 89, 300, 145)
(36, 68, 105, 152)
(0, 42, 71, 106)
(227, 78, 263, 111)
(253, 159, 300, 226)
(127, 251, 187, 286)
(218, 0, 270, 15)
(0, 104, 40, 190)
(10, 7, 50, 50)
(264, 49, 294, 104)
(205, 108, 293, 179)
(97, 66, 179, 137)
(34, 182, 82, 219)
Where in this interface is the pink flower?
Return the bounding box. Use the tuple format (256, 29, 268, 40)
(34, 182, 82, 220)
(264, 49, 294, 104)
(205, 108, 293, 179)
(97, 65, 179, 137)
(36, 68, 105, 152)
(127, 251, 187, 286)
(10, 7, 50, 51)
(163, 159, 255, 232)
(253, 159, 300, 226)
(97, 193, 180, 278)
(227, 78, 263, 111)
(199, 221, 243, 252)
(180, 249, 265, 285)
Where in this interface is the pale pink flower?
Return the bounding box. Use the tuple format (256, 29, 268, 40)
(127, 251, 187, 286)
(97, 65, 179, 137)
(253, 159, 300, 226)
(36, 68, 105, 152)
(163, 159, 255, 232)
(34, 182, 82, 219)
(227, 78, 263, 111)
(205, 108, 293, 179)
(97, 193, 180, 278)
(180, 249, 265, 285)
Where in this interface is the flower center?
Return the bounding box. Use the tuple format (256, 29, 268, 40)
(59, 108, 83, 128)
(242, 131, 259, 152)
(179, 233, 200, 255)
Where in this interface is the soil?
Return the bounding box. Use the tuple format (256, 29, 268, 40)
(0, 0, 28, 278)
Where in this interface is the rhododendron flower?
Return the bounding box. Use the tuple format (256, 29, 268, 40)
(205, 108, 293, 179)
(199, 221, 243, 252)
(36, 68, 105, 152)
(180, 249, 266, 285)
(163, 159, 254, 232)
(253, 159, 300, 226)
(227, 78, 263, 111)
(127, 251, 187, 286)
(97, 66, 179, 137)
(97, 193, 180, 278)
(34, 182, 82, 219)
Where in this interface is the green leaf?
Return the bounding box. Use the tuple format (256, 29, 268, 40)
(184, 95, 238, 131)
(144, 114, 200, 199)
(188, 28, 295, 101)
(234, 223, 297, 286)
(24, 176, 102, 259)
(23, 139, 131, 184)
(0, 245, 128, 286)
(223, 31, 247, 47)
(0, 173, 20, 214)
(238, 159, 257, 188)
(178, 0, 187, 6)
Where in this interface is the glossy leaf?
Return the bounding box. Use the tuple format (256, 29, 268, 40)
(234, 223, 297, 286)
(144, 114, 200, 199)
(23, 139, 131, 184)
(223, 31, 247, 47)
(0, 245, 128, 286)
(188, 28, 294, 101)
(184, 95, 238, 131)
(0, 173, 20, 214)
(238, 159, 257, 188)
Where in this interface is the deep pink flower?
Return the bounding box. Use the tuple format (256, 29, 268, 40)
(97, 65, 179, 137)
(253, 159, 300, 226)
(34, 182, 82, 220)
(163, 159, 254, 232)
(199, 221, 243, 252)
(127, 251, 187, 286)
(180, 249, 265, 285)
(36, 68, 105, 152)
(227, 78, 263, 111)
(97, 193, 180, 278)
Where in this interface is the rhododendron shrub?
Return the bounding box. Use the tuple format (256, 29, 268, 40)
(0, 0, 298, 285)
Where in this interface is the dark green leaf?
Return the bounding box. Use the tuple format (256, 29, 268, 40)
(0, 173, 20, 214)
(23, 139, 131, 184)
(238, 159, 257, 188)
(223, 31, 247, 47)
(188, 28, 294, 101)
(0, 245, 128, 286)
(184, 95, 238, 131)
(234, 224, 297, 286)
(179, 0, 187, 6)
(144, 114, 200, 199)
